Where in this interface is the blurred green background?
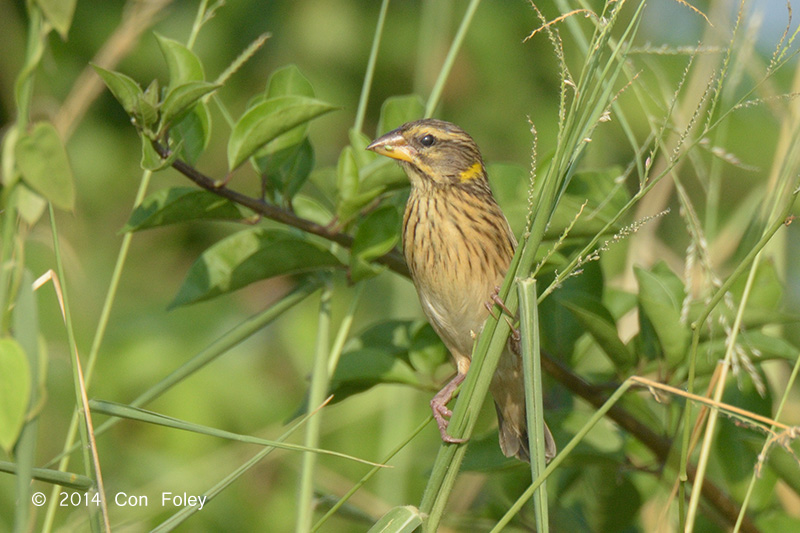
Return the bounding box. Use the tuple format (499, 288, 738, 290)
(2, 0, 799, 531)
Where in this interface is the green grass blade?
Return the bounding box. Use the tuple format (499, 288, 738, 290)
(353, 0, 389, 133)
(44, 278, 321, 469)
(149, 393, 331, 532)
(89, 400, 385, 467)
(367, 506, 424, 533)
(47, 204, 109, 533)
(0, 461, 93, 491)
(424, 0, 482, 117)
(491, 379, 635, 532)
(518, 278, 549, 532)
(12, 271, 40, 533)
(296, 280, 334, 532)
(313, 416, 430, 531)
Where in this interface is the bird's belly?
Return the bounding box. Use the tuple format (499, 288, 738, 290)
(416, 277, 490, 358)
(403, 194, 512, 364)
(408, 229, 501, 362)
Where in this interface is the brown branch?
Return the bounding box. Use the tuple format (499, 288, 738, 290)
(541, 353, 760, 533)
(153, 142, 409, 277)
(153, 141, 755, 532)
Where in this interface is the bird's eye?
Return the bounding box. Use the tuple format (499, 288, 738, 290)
(420, 134, 435, 147)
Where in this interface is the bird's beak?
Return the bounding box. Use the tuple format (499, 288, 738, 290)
(366, 130, 416, 163)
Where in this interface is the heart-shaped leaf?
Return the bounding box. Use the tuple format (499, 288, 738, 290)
(15, 122, 75, 210)
(0, 338, 31, 453)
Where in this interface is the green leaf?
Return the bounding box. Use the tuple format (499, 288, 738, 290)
(0, 338, 31, 453)
(585, 464, 641, 532)
(408, 323, 447, 377)
(266, 64, 314, 99)
(488, 163, 530, 233)
(541, 261, 604, 360)
(15, 184, 47, 226)
(368, 506, 424, 533)
(337, 146, 359, 200)
(757, 515, 800, 533)
(135, 92, 159, 131)
(329, 348, 422, 401)
(358, 158, 407, 195)
(738, 331, 799, 361)
(292, 321, 437, 414)
(349, 320, 426, 353)
(717, 373, 773, 496)
(36, 0, 76, 39)
(254, 138, 314, 202)
(695, 332, 799, 378)
(142, 78, 160, 108)
(123, 187, 254, 232)
(155, 33, 204, 88)
(561, 293, 635, 370)
(635, 262, 690, 367)
(2, 125, 20, 187)
(15, 122, 75, 210)
(159, 81, 220, 131)
(171, 103, 212, 164)
(171, 228, 343, 307)
(767, 451, 800, 506)
(336, 145, 379, 222)
(604, 287, 638, 319)
(247, 66, 317, 157)
(328, 320, 443, 403)
(292, 194, 333, 226)
(92, 65, 143, 117)
(141, 135, 179, 171)
(228, 96, 337, 171)
(349, 128, 375, 168)
(634, 304, 661, 363)
(349, 205, 400, 282)
(460, 431, 517, 471)
(283, 140, 315, 200)
(733, 259, 783, 312)
(377, 95, 424, 135)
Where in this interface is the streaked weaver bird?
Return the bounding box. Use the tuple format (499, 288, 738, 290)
(367, 119, 556, 462)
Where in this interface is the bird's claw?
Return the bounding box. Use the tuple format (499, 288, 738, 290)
(431, 400, 467, 443)
(489, 285, 515, 316)
(487, 286, 521, 341)
(430, 373, 468, 444)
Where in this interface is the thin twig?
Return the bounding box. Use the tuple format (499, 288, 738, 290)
(152, 142, 409, 277)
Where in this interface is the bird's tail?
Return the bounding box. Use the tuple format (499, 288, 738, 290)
(490, 349, 556, 462)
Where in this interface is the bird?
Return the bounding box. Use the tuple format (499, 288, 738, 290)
(366, 118, 556, 462)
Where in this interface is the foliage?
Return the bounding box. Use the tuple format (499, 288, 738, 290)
(1, 1, 799, 532)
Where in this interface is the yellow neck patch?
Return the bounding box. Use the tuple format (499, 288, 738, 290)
(459, 161, 483, 182)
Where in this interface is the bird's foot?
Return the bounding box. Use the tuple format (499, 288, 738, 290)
(485, 286, 522, 344)
(488, 286, 515, 316)
(430, 373, 468, 444)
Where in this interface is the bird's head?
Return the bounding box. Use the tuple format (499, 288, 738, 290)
(366, 119, 487, 189)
